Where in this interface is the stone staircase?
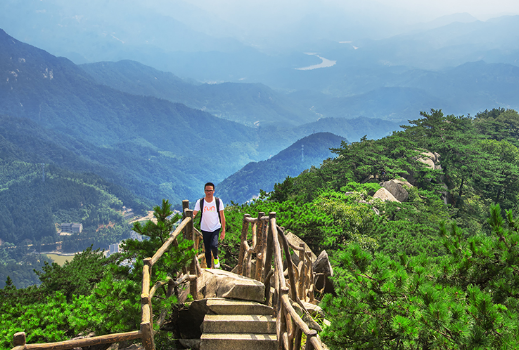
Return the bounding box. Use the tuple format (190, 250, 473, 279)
(200, 298, 277, 350)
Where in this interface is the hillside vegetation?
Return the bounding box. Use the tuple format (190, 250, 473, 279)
(220, 107, 519, 348)
(2, 108, 519, 349)
(0, 125, 148, 288)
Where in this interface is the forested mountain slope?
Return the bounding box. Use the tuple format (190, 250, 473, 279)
(1, 28, 405, 204)
(0, 131, 148, 288)
(80, 60, 318, 127)
(217, 132, 345, 204)
(223, 107, 519, 349)
(2, 108, 519, 349)
(0, 29, 266, 202)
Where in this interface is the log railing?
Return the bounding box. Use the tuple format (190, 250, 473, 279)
(11, 206, 324, 350)
(237, 212, 323, 350)
(11, 200, 199, 350)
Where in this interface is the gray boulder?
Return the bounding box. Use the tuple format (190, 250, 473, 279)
(380, 180, 411, 202)
(312, 250, 333, 277)
(373, 188, 399, 202)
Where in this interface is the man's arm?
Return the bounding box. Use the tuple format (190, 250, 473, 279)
(219, 210, 226, 240)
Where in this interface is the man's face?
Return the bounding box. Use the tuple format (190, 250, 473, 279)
(205, 186, 214, 195)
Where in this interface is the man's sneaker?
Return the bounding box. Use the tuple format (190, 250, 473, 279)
(214, 258, 220, 268)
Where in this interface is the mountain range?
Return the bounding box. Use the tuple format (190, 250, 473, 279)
(2, 6, 519, 206)
(216, 132, 345, 204)
(1, 29, 403, 207)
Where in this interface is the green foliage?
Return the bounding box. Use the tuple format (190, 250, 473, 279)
(0, 199, 193, 349)
(114, 199, 195, 331)
(35, 246, 117, 300)
(320, 205, 519, 349)
(474, 108, 519, 148)
(340, 182, 381, 195)
(0, 247, 51, 289)
(0, 248, 115, 349)
(0, 291, 99, 348)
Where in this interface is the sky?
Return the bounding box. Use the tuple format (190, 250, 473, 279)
(181, 0, 519, 22)
(377, 0, 519, 19)
(163, 0, 519, 47)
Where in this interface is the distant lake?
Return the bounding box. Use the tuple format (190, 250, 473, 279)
(296, 53, 336, 70)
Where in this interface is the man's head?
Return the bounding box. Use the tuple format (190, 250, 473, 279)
(204, 182, 215, 198)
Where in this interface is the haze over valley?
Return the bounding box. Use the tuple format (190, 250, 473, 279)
(2, 0, 519, 287)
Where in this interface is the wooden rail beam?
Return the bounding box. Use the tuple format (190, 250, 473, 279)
(12, 331, 142, 350)
(150, 218, 191, 265)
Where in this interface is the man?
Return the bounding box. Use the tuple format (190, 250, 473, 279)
(193, 182, 226, 268)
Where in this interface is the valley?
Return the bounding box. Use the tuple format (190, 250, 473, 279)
(1, 1, 519, 349)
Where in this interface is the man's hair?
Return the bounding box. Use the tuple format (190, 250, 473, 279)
(204, 182, 215, 190)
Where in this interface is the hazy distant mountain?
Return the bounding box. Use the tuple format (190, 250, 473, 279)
(406, 13, 479, 33)
(352, 15, 519, 70)
(0, 0, 316, 83)
(285, 60, 519, 121)
(396, 61, 519, 115)
(291, 117, 401, 142)
(217, 133, 345, 204)
(300, 87, 449, 122)
(0, 29, 400, 205)
(0, 0, 247, 61)
(0, 28, 265, 203)
(256, 16, 519, 97)
(80, 60, 318, 127)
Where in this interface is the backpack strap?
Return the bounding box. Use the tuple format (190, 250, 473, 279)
(215, 197, 221, 224)
(199, 198, 204, 223)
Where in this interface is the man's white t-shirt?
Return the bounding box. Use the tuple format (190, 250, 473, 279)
(194, 198, 224, 232)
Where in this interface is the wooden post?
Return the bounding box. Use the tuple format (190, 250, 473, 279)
(185, 209, 198, 299)
(13, 332, 26, 347)
(270, 212, 284, 316)
(261, 216, 269, 282)
(278, 287, 289, 350)
(298, 243, 305, 301)
(255, 212, 265, 282)
(263, 217, 274, 280)
(264, 219, 274, 306)
(182, 200, 190, 240)
(278, 228, 298, 302)
(237, 214, 250, 275)
(141, 257, 154, 350)
(305, 330, 318, 350)
(142, 258, 153, 321)
(307, 252, 315, 303)
(141, 321, 155, 350)
(247, 221, 256, 278)
(294, 327, 303, 350)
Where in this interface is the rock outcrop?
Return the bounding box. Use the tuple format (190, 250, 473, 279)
(196, 269, 265, 303)
(373, 188, 399, 202)
(380, 179, 412, 202)
(286, 231, 317, 263)
(417, 151, 441, 170)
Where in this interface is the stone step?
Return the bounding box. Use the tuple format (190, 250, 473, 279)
(200, 333, 277, 350)
(202, 314, 276, 334)
(206, 298, 274, 316)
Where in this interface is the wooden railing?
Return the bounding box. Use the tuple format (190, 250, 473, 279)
(11, 206, 324, 350)
(237, 212, 323, 350)
(11, 200, 199, 350)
